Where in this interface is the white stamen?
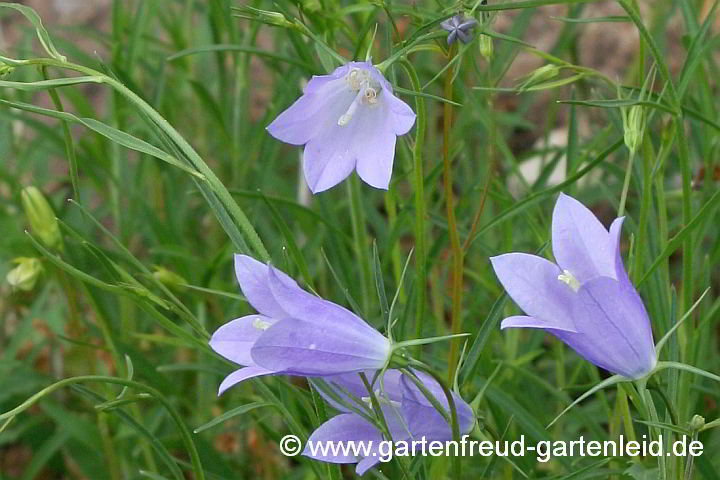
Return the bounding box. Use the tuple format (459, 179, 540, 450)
(346, 68, 371, 91)
(557, 269, 580, 292)
(252, 317, 272, 331)
(338, 88, 366, 126)
(363, 87, 378, 105)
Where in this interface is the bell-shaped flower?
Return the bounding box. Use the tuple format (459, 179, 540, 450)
(209, 255, 391, 394)
(490, 193, 656, 379)
(267, 61, 416, 193)
(304, 369, 475, 476)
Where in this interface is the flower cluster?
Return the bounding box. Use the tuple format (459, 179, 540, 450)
(213, 47, 662, 477)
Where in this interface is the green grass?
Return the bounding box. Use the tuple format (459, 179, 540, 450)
(0, 0, 718, 479)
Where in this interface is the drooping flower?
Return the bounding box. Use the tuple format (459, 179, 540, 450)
(490, 193, 656, 379)
(266, 61, 416, 193)
(304, 369, 475, 476)
(209, 255, 391, 394)
(440, 14, 478, 45)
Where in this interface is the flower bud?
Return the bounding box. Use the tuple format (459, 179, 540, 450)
(689, 414, 705, 431)
(7, 257, 43, 291)
(622, 104, 645, 155)
(21, 186, 63, 250)
(152, 266, 188, 292)
(235, 6, 294, 28)
(479, 34, 493, 61)
(517, 64, 560, 91)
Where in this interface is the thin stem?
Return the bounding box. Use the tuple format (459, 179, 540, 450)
(347, 175, 373, 316)
(402, 363, 461, 480)
(443, 45, 465, 380)
(618, 150, 635, 217)
(631, 137, 652, 282)
(398, 59, 427, 343)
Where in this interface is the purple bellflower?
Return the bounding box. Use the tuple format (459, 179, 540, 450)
(267, 61, 416, 193)
(490, 193, 656, 379)
(209, 255, 391, 395)
(440, 14, 478, 45)
(304, 369, 475, 476)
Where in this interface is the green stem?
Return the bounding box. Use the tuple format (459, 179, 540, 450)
(40, 66, 79, 203)
(631, 138, 652, 282)
(617, 150, 635, 217)
(359, 373, 412, 479)
(443, 46, 464, 380)
(398, 59, 427, 342)
(402, 363, 461, 480)
(634, 381, 667, 480)
(347, 175, 373, 316)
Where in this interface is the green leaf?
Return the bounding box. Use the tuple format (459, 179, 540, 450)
(0, 3, 66, 60)
(194, 402, 272, 433)
(0, 98, 204, 178)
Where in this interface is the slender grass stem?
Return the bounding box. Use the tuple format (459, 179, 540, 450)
(347, 175, 373, 316)
(443, 45, 465, 380)
(398, 59, 427, 342)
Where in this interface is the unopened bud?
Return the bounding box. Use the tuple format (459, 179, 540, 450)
(517, 64, 560, 91)
(623, 105, 645, 155)
(7, 257, 43, 291)
(689, 414, 705, 431)
(152, 266, 188, 292)
(479, 34, 493, 60)
(236, 6, 294, 28)
(21, 186, 63, 250)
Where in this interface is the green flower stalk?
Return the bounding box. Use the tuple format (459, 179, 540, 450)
(6, 257, 43, 291)
(21, 186, 63, 251)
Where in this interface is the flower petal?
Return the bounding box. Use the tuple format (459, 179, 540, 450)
(266, 265, 380, 336)
(267, 72, 352, 146)
(556, 276, 656, 378)
(400, 371, 475, 439)
(316, 369, 404, 412)
(209, 314, 277, 366)
(551, 193, 616, 283)
(489, 253, 577, 331)
(302, 121, 360, 193)
(250, 318, 390, 376)
(608, 216, 630, 284)
(234, 254, 289, 318)
(501, 315, 577, 332)
(302, 413, 383, 463)
(218, 366, 274, 395)
(385, 92, 416, 136)
(354, 103, 397, 190)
